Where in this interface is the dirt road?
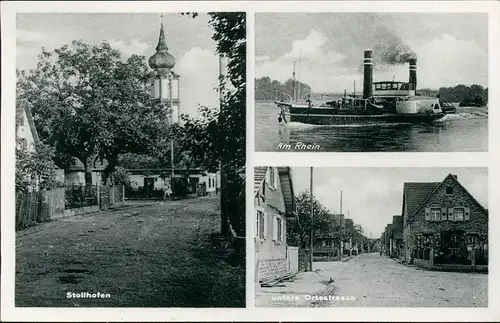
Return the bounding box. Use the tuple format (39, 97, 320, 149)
(15, 196, 245, 307)
(257, 253, 487, 307)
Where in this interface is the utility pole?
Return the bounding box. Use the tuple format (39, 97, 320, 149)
(339, 190, 343, 260)
(169, 73, 174, 184)
(309, 167, 314, 271)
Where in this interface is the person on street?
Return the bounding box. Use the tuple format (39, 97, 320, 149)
(163, 180, 173, 201)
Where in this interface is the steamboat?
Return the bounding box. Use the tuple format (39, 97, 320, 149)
(275, 49, 455, 125)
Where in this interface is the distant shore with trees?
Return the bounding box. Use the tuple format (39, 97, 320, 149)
(419, 84, 488, 107)
(255, 77, 311, 101)
(256, 76, 488, 107)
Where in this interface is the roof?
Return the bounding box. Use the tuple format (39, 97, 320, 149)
(402, 182, 440, 217)
(404, 174, 488, 223)
(278, 167, 296, 216)
(254, 167, 267, 196)
(415, 174, 487, 218)
(16, 99, 40, 144)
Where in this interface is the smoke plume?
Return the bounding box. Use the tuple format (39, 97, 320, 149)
(371, 27, 417, 65)
(382, 43, 417, 64)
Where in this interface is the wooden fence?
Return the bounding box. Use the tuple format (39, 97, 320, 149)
(16, 184, 125, 231)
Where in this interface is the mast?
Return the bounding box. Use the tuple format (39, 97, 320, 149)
(292, 61, 296, 102)
(353, 80, 356, 97)
(298, 49, 302, 102)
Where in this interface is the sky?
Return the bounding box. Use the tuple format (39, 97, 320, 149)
(16, 13, 220, 117)
(290, 167, 488, 238)
(256, 13, 488, 93)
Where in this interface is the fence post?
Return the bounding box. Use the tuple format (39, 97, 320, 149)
(97, 182, 101, 209)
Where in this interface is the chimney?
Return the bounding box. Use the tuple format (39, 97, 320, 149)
(409, 58, 417, 91)
(363, 49, 373, 99)
(452, 174, 458, 180)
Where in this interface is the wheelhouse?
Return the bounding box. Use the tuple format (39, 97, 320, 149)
(373, 81, 416, 97)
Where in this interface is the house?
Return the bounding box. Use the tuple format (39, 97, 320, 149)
(402, 174, 488, 270)
(314, 213, 344, 260)
(391, 215, 404, 259)
(16, 100, 65, 185)
(254, 167, 297, 283)
(384, 224, 393, 256)
(16, 99, 40, 152)
(124, 168, 219, 197)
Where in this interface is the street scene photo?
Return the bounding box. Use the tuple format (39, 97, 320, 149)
(255, 13, 488, 152)
(254, 167, 488, 307)
(15, 12, 245, 307)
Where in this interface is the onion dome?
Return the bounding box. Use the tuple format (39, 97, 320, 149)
(148, 19, 175, 70)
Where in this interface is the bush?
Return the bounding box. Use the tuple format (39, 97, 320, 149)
(65, 185, 98, 209)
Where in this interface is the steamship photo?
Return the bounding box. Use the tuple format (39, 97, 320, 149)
(255, 13, 488, 152)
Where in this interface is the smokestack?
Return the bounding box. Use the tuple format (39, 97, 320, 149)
(363, 49, 373, 99)
(409, 58, 417, 90)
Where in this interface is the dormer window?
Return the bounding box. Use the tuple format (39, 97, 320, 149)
(446, 186, 454, 195)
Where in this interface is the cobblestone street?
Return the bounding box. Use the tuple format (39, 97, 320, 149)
(257, 253, 487, 307)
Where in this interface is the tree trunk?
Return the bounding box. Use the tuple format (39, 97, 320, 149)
(220, 165, 228, 235)
(83, 158, 92, 186)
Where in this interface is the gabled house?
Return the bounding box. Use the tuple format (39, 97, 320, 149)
(391, 215, 403, 259)
(402, 174, 488, 270)
(16, 99, 65, 186)
(384, 223, 393, 256)
(254, 167, 297, 283)
(16, 99, 40, 152)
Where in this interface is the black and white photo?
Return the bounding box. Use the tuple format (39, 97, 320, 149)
(255, 13, 488, 152)
(255, 167, 488, 307)
(13, 12, 246, 307)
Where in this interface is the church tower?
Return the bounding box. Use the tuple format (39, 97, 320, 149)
(148, 16, 181, 124)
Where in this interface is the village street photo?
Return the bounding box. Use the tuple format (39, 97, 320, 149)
(254, 167, 488, 307)
(15, 12, 245, 307)
(255, 13, 488, 152)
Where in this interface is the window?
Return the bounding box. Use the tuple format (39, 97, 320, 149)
(257, 210, 265, 239)
(430, 208, 441, 221)
(446, 186, 454, 195)
(268, 167, 276, 189)
(454, 208, 464, 221)
(276, 217, 283, 242)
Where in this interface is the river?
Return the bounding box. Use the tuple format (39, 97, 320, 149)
(254, 101, 488, 152)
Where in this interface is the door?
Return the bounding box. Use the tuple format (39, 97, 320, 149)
(144, 178, 154, 197)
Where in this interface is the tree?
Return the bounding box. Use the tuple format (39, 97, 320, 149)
(16, 139, 60, 192)
(17, 41, 169, 185)
(180, 13, 246, 237)
(171, 105, 219, 173)
(287, 191, 338, 249)
(255, 77, 312, 101)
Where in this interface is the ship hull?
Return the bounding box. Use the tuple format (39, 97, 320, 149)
(287, 112, 445, 125)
